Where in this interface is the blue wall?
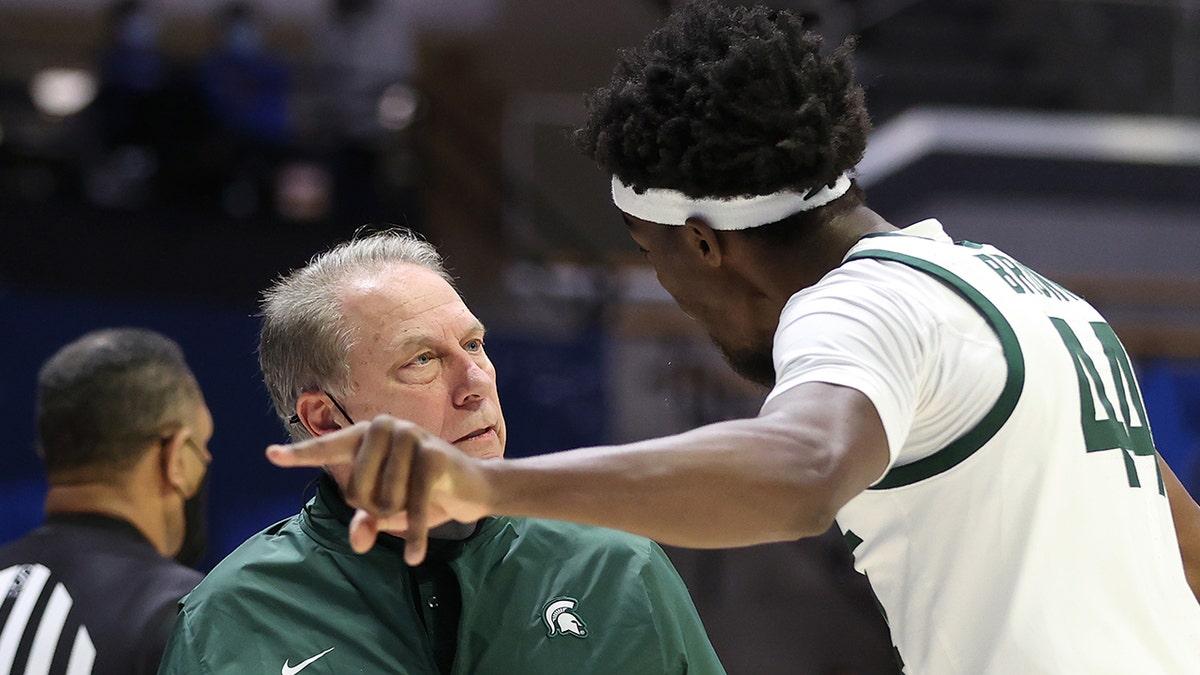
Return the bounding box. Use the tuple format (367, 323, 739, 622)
(1141, 360, 1200, 491)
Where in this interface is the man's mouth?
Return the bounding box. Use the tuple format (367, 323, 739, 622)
(454, 427, 494, 444)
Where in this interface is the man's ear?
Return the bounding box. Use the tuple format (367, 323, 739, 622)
(160, 431, 190, 493)
(683, 217, 724, 267)
(296, 392, 343, 437)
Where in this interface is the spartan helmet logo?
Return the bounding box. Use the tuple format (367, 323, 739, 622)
(542, 597, 588, 638)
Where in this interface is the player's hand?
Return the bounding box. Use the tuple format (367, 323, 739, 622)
(265, 415, 493, 564)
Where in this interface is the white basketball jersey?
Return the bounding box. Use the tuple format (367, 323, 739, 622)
(776, 222, 1200, 673)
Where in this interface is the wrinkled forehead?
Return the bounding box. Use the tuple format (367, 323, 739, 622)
(341, 263, 458, 314)
(340, 264, 480, 343)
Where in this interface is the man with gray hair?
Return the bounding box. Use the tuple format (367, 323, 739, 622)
(159, 229, 724, 674)
(0, 328, 212, 675)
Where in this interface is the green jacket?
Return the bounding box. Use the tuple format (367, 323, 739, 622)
(160, 478, 724, 674)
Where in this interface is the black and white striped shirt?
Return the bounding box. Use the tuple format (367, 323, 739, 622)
(0, 514, 202, 675)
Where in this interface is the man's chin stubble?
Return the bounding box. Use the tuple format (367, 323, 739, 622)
(715, 341, 775, 389)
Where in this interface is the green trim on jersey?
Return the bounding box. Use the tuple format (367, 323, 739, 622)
(845, 248, 1026, 489)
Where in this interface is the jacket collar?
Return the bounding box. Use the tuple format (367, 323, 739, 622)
(300, 472, 509, 561)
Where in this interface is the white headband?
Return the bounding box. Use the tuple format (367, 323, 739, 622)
(610, 172, 852, 231)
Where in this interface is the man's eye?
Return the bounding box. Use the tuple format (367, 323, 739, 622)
(465, 338, 484, 352)
(411, 353, 434, 366)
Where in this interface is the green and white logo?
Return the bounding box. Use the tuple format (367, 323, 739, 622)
(542, 596, 588, 638)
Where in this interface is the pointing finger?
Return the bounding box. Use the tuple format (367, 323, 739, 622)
(265, 423, 368, 467)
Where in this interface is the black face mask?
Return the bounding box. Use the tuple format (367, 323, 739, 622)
(174, 473, 209, 568)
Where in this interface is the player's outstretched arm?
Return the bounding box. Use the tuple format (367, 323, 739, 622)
(1160, 456, 1200, 604)
(268, 382, 890, 563)
(486, 382, 889, 549)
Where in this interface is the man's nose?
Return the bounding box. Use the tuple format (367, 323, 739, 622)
(452, 353, 493, 406)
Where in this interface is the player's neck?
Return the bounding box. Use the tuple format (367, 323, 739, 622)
(833, 206, 898, 250)
(763, 205, 896, 293)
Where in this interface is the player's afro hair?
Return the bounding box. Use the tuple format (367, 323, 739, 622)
(576, 0, 871, 201)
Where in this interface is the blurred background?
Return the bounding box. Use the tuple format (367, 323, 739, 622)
(1, 0, 1198, 672)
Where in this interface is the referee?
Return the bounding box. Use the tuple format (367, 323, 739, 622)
(0, 328, 212, 675)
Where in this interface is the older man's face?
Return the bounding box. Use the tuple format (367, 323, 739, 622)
(334, 263, 506, 461)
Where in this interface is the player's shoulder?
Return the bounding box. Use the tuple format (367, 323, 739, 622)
(793, 233, 996, 325)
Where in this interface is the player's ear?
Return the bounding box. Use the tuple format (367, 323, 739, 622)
(683, 217, 724, 267)
(296, 392, 343, 437)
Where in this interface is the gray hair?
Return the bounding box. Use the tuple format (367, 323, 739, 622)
(258, 228, 454, 440)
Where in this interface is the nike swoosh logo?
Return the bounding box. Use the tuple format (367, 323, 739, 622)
(282, 647, 335, 675)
